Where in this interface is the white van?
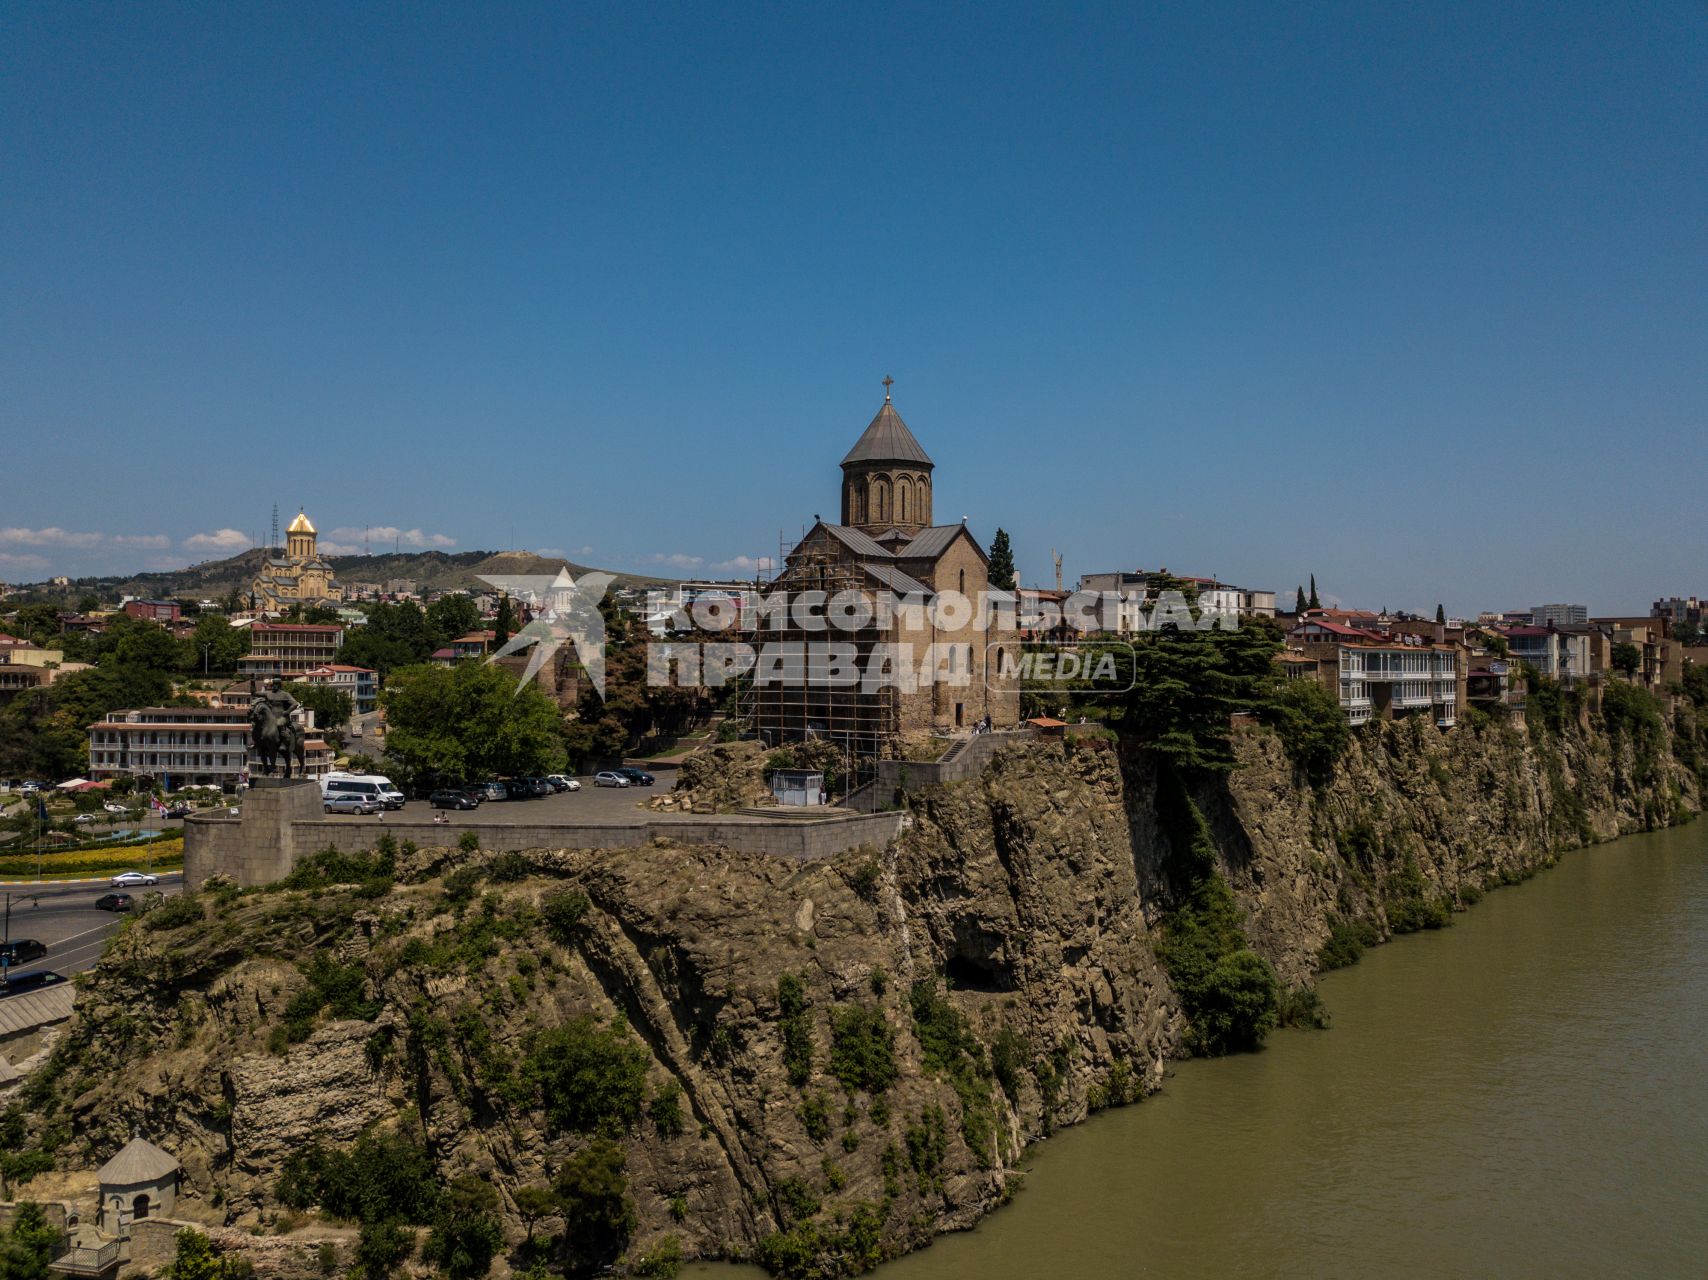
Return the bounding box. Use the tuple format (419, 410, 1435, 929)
(321, 773, 405, 810)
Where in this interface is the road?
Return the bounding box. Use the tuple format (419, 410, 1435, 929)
(1, 873, 184, 979)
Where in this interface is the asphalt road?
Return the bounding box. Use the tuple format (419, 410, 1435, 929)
(1, 873, 183, 979)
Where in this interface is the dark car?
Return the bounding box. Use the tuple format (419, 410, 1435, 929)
(503, 779, 539, 801)
(0, 970, 66, 998)
(95, 892, 134, 912)
(0, 939, 47, 967)
(525, 777, 556, 797)
(616, 768, 655, 787)
(164, 803, 192, 819)
(429, 789, 479, 811)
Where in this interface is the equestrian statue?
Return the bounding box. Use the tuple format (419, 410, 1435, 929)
(249, 678, 307, 779)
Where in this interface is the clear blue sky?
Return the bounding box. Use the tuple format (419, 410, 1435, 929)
(3, 2, 1703, 615)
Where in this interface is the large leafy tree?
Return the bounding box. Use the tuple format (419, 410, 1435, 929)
(381, 660, 565, 785)
(189, 613, 249, 675)
(427, 593, 482, 647)
(1119, 622, 1283, 774)
(339, 601, 435, 676)
(0, 1201, 60, 1280)
(285, 682, 354, 736)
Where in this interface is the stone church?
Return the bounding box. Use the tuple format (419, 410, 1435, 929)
(250, 509, 342, 613)
(751, 387, 1019, 758)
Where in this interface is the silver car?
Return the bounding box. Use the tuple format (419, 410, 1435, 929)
(325, 795, 380, 815)
(110, 870, 160, 888)
(593, 771, 630, 787)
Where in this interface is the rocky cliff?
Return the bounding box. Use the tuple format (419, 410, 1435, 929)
(6, 700, 1700, 1277)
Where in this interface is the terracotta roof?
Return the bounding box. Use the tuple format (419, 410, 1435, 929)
(98, 1137, 179, 1186)
(840, 400, 934, 468)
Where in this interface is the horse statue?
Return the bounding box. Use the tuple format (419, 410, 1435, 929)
(249, 681, 307, 779)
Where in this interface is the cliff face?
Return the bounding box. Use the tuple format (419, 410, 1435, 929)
(8, 707, 1699, 1276)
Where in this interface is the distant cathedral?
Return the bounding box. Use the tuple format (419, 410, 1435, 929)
(751, 383, 1018, 758)
(250, 509, 342, 613)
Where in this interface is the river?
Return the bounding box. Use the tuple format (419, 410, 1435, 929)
(688, 821, 1708, 1278)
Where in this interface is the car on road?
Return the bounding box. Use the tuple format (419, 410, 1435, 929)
(0, 940, 48, 967)
(111, 870, 159, 888)
(103, 800, 129, 814)
(164, 804, 192, 819)
(0, 970, 67, 998)
(325, 795, 381, 815)
(95, 893, 134, 912)
(74, 813, 98, 824)
(429, 789, 479, 811)
(616, 768, 655, 787)
(594, 771, 631, 787)
(545, 774, 582, 792)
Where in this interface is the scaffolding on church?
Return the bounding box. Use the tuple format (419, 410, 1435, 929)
(738, 531, 900, 792)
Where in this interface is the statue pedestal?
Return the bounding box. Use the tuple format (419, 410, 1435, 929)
(184, 776, 324, 888)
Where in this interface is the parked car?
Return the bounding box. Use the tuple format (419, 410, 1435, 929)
(111, 870, 159, 888)
(594, 771, 631, 788)
(477, 781, 507, 802)
(0, 970, 66, 998)
(325, 795, 380, 815)
(544, 774, 581, 793)
(73, 813, 98, 824)
(525, 777, 556, 797)
(503, 779, 541, 801)
(103, 800, 129, 814)
(95, 892, 134, 912)
(19, 782, 39, 794)
(430, 789, 479, 811)
(164, 804, 192, 819)
(0, 939, 48, 967)
(616, 768, 655, 787)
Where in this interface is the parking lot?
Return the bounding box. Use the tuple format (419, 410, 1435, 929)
(318, 772, 674, 828)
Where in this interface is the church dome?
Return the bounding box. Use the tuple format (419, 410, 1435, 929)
(286, 510, 316, 535)
(840, 399, 933, 470)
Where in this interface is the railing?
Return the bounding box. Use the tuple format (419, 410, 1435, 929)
(51, 1242, 120, 1276)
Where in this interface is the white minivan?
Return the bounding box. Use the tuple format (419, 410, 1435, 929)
(321, 773, 405, 810)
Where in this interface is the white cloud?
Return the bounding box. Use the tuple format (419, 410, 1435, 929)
(324, 526, 456, 555)
(0, 552, 50, 571)
(184, 528, 252, 554)
(648, 552, 704, 570)
(0, 526, 103, 549)
(714, 555, 775, 574)
(111, 533, 172, 549)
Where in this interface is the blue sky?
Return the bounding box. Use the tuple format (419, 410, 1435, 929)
(2, 2, 1703, 615)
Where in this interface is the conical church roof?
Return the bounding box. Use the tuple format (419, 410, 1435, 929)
(840, 400, 933, 469)
(98, 1137, 179, 1186)
(286, 510, 316, 535)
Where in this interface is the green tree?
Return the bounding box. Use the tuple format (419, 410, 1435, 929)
(513, 1184, 556, 1245)
(427, 594, 482, 647)
(1611, 642, 1642, 679)
(986, 528, 1016, 590)
(353, 1220, 413, 1280)
(1435, 603, 1446, 624)
(109, 616, 188, 673)
(519, 1016, 650, 1135)
(553, 1139, 635, 1277)
(1120, 623, 1282, 774)
(340, 602, 435, 676)
(422, 1175, 504, 1280)
(1262, 678, 1350, 785)
(1307, 575, 1320, 610)
(162, 1228, 251, 1280)
(286, 683, 354, 736)
(493, 594, 515, 648)
(0, 1202, 60, 1280)
(1294, 585, 1307, 615)
(381, 661, 565, 786)
(190, 614, 249, 675)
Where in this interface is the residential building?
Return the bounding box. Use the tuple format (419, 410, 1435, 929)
(88, 705, 332, 788)
(1530, 603, 1588, 627)
(643, 582, 761, 636)
(237, 622, 346, 680)
(298, 663, 379, 714)
(1501, 624, 1603, 685)
(1652, 596, 1704, 626)
(249, 509, 342, 613)
(1289, 620, 1462, 727)
(430, 630, 497, 664)
(0, 633, 86, 698)
(1078, 571, 1276, 630)
(121, 599, 181, 623)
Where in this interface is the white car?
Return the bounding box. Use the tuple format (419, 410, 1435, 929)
(74, 814, 98, 824)
(111, 871, 160, 888)
(593, 771, 630, 787)
(546, 775, 582, 792)
(103, 801, 129, 814)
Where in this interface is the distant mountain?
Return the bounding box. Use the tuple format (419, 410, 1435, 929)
(4, 548, 676, 604)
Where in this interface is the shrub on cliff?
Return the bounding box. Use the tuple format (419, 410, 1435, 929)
(163, 1228, 253, 1280)
(421, 1174, 505, 1280)
(777, 973, 815, 1086)
(553, 1138, 635, 1276)
(828, 1005, 898, 1095)
(277, 1127, 438, 1224)
(1262, 679, 1350, 785)
(1382, 858, 1452, 933)
(518, 1016, 649, 1135)
(0, 1202, 60, 1280)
